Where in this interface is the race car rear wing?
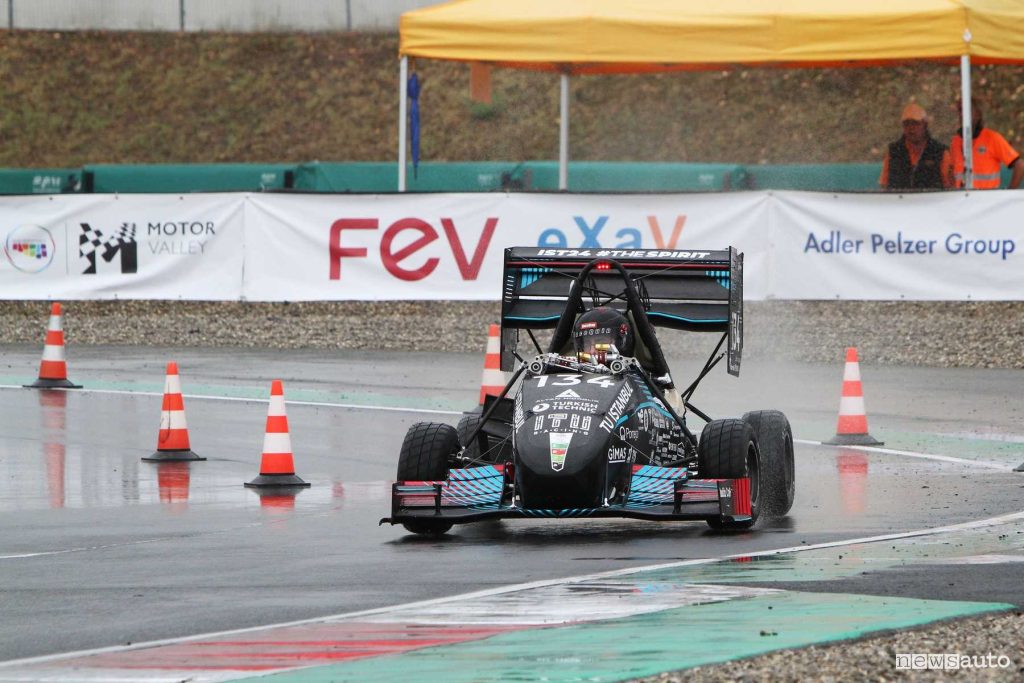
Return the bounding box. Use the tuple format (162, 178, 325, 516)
(500, 247, 744, 376)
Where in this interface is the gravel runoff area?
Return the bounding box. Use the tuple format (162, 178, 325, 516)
(635, 611, 1024, 683)
(1, 300, 1023, 368)
(3, 298, 1023, 681)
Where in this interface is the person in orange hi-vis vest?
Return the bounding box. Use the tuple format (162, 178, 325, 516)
(951, 97, 1024, 190)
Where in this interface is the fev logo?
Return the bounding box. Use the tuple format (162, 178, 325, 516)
(549, 432, 573, 472)
(330, 217, 498, 282)
(4, 225, 55, 273)
(538, 215, 687, 249)
(79, 223, 137, 275)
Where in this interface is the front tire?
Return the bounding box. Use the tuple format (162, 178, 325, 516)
(742, 410, 795, 516)
(698, 419, 760, 530)
(396, 422, 458, 535)
(456, 409, 483, 462)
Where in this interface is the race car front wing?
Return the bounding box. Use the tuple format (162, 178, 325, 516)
(380, 464, 753, 526)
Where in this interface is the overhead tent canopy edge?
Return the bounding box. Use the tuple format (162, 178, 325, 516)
(396, 0, 1024, 190)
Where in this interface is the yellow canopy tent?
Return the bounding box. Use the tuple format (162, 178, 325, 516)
(397, 0, 1024, 190)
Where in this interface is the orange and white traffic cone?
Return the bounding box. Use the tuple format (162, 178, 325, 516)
(824, 347, 883, 446)
(143, 362, 205, 462)
(245, 380, 310, 488)
(478, 323, 507, 405)
(25, 303, 81, 389)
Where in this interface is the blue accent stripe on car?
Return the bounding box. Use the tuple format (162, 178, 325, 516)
(647, 312, 728, 324)
(614, 400, 673, 428)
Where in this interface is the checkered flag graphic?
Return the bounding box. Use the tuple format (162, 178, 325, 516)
(79, 222, 138, 274)
(102, 222, 136, 260)
(79, 223, 105, 273)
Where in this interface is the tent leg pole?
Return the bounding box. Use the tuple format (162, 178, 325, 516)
(398, 56, 408, 192)
(960, 55, 973, 190)
(559, 73, 569, 191)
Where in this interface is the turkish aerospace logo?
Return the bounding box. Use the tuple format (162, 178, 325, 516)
(79, 223, 137, 274)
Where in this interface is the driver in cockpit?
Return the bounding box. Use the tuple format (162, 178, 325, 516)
(571, 306, 685, 412)
(572, 307, 634, 366)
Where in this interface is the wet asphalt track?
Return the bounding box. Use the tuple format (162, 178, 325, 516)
(1, 345, 1023, 669)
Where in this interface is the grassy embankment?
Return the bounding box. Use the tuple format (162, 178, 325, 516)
(2, 31, 1024, 168)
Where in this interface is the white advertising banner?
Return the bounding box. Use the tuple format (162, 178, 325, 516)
(1, 194, 245, 300)
(771, 191, 1023, 300)
(243, 192, 772, 300)
(2, 191, 1021, 301)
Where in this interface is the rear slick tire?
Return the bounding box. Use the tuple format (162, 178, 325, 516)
(396, 422, 458, 535)
(698, 418, 761, 531)
(742, 410, 795, 517)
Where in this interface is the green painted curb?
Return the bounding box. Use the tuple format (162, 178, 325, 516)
(253, 592, 1010, 683)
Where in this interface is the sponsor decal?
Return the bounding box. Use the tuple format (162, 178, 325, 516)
(329, 217, 499, 282)
(618, 426, 640, 442)
(555, 389, 581, 398)
(536, 248, 711, 259)
(549, 432, 572, 471)
(32, 174, 68, 194)
(636, 406, 670, 431)
(803, 230, 1016, 261)
(79, 220, 218, 275)
(513, 393, 525, 430)
(535, 215, 689, 251)
(575, 325, 613, 338)
(4, 225, 55, 273)
(79, 223, 138, 274)
(534, 413, 593, 435)
(607, 446, 630, 464)
(146, 221, 216, 255)
(599, 382, 634, 432)
(544, 399, 598, 414)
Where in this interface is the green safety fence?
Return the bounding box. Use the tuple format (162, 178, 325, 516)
(746, 163, 881, 191)
(0, 168, 82, 194)
(520, 161, 747, 192)
(7, 161, 1017, 194)
(292, 161, 519, 192)
(82, 163, 295, 193)
(293, 161, 747, 192)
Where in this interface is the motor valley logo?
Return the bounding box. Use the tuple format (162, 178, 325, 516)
(79, 223, 138, 274)
(78, 220, 218, 275)
(4, 225, 56, 273)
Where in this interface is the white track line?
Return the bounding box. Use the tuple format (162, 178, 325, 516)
(4, 385, 1010, 465)
(2, 507, 1024, 670)
(0, 384, 462, 416)
(798, 438, 1011, 471)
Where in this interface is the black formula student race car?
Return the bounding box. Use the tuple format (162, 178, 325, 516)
(382, 247, 795, 535)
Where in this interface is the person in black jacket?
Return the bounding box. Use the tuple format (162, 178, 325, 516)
(879, 103, 954, 190)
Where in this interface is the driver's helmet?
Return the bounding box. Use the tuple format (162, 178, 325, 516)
(572, 307, 634, 363)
